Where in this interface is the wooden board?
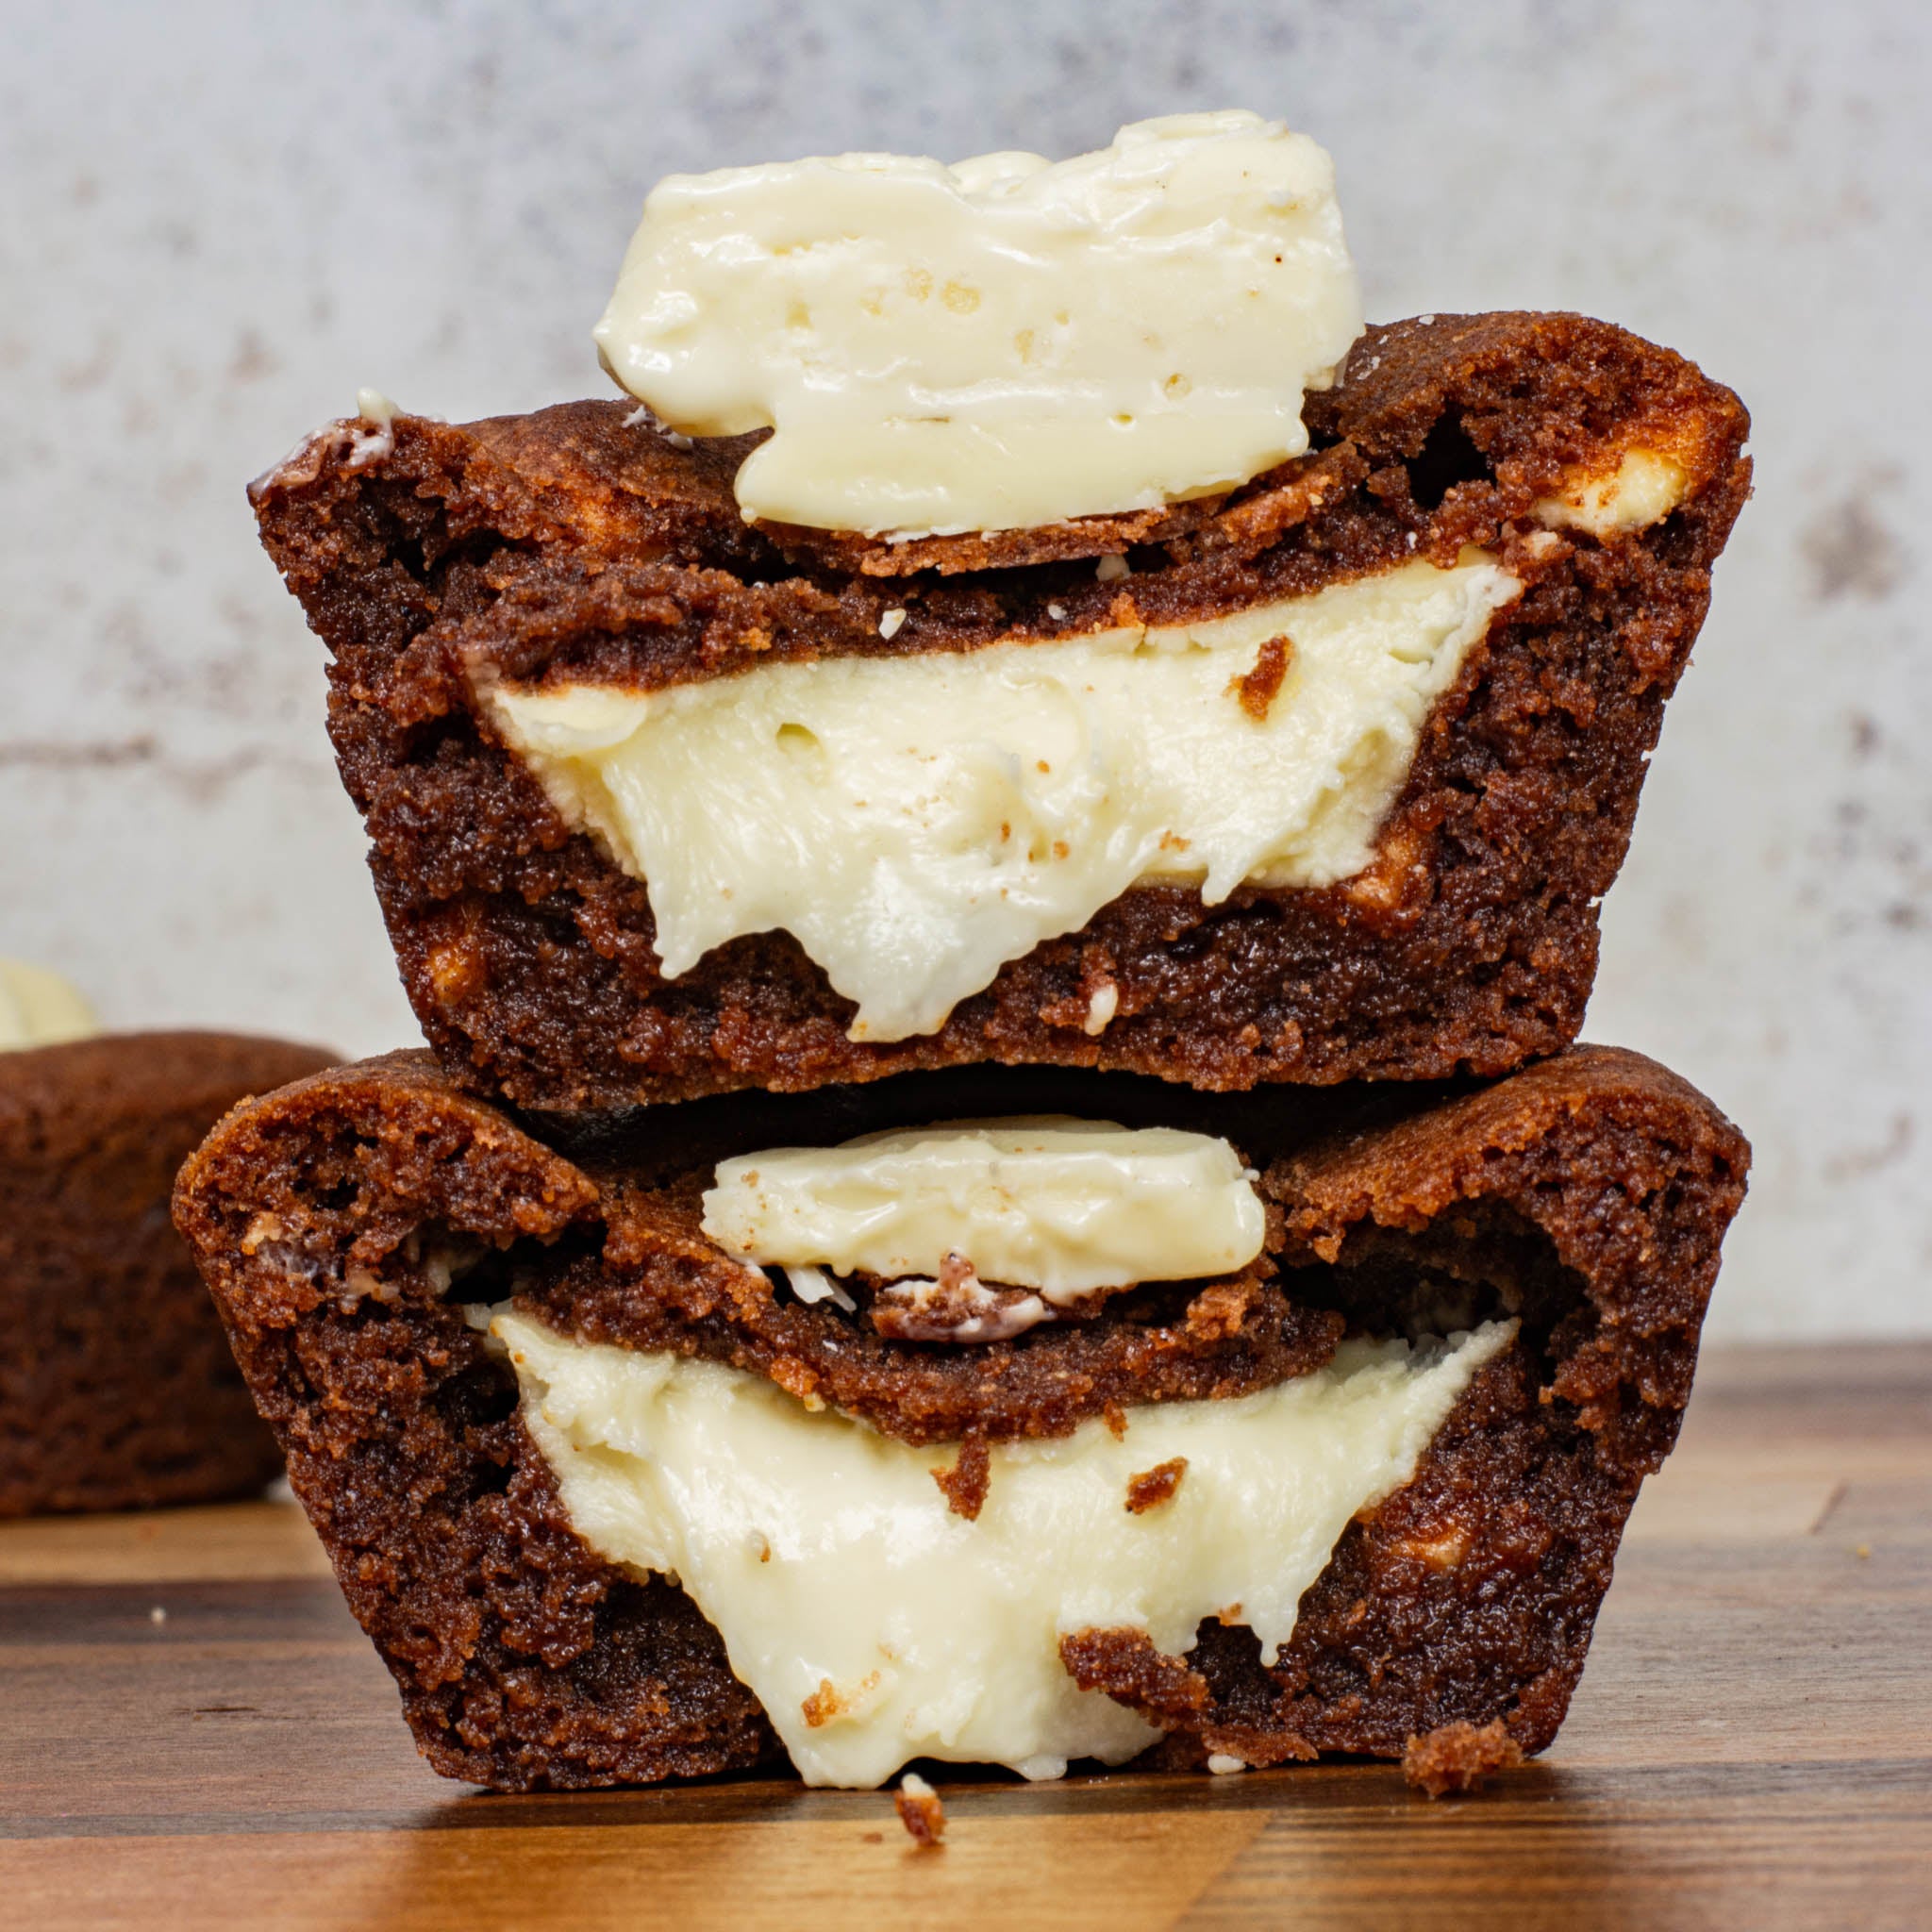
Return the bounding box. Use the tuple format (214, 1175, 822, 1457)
(2, 1341, 1927, 1930)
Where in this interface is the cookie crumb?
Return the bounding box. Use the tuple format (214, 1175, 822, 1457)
(931, 1434, 991, 1521)
(1125, 1457, 1188, 1514)
(801, 1671, 878, 1728)
(1402, 1719, 1524, 1798)
(895, 1771, 946, 1846)
(1228, 634, 1292, 721)
(148, 1606, 168, 1625)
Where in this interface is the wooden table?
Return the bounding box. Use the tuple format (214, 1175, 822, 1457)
(3, 1342, 1927, 1930)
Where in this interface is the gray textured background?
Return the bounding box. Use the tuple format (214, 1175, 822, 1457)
(3, 0, 1926, 1335)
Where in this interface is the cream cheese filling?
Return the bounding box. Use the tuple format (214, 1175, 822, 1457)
(593, 111, 1362, 537)
(480, 553, 1523, 1041)
(702, 1118, 1266, 1303)
(0, 959, 97, 1051)
(491, 1309, 1516, 1789)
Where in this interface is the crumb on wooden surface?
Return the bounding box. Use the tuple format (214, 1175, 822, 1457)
(894, 1771, 946, 1847)
(1402, 1719, 1524, 1798)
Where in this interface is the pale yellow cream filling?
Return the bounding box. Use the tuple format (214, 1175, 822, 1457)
(480, 554, 1523, 1041)
(491, 1309, 1515, 1789)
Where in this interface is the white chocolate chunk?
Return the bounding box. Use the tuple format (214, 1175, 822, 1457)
(491, 1310, 1515, 1788)
(0, 959, 97, 1051)
(355, 387, 399, 429)
(480, 554, 1522, 1041)
(782, 1264, 857, 1313)
(1082, 983, 1120, 1037)
(594, 111, 1363, 536)
(703, 1117, 1265, 1302)
(345, 388, 401, 470)
(1534, 448, 1689, 539)
(869, 1274, 1056, 1343)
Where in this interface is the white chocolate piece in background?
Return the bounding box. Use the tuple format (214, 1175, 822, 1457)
(703, 1118, 1266, 1302)
(480, 554, 1522, 1042)
(594, 111, 1363, 536)
(0, 959, 97, 1051)
(492, 1309, 1515, 1789)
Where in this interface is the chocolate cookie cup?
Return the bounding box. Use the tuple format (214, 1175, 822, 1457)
(1, 1031, 336, 1516)
(250, 311, 1747, 1112)
(173, 1043, 1746, 1789)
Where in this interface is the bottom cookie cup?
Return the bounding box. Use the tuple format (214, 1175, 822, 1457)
(173, 1044, 1745, 1789)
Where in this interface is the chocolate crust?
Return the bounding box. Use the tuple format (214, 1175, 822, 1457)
(251, 311, 1750, 1112)
(173, 1044, 1745, 1787)
(0, 1031, 336, 1517)
(1062, 1343, 1631, 1771)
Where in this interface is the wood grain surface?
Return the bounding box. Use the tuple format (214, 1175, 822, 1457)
(3, 1341, 1927, 1930)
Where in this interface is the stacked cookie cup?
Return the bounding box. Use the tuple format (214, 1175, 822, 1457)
(176, 308, 1751, 1792)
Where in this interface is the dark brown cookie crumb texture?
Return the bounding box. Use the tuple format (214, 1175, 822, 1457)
(894, 1777, 947, 1846)
(172, 1042, 1746, 1789)
(1402, 1718, 1526, 1797)
(250, 311, 1750, 1112)
(1, 1031, 335, 1516)
(1124, 1457, 1188, 1514)
(932, 1435, 991, 1521)
(1231, 636, 1292, 722)
(1058, 1624, 1319, 1770)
